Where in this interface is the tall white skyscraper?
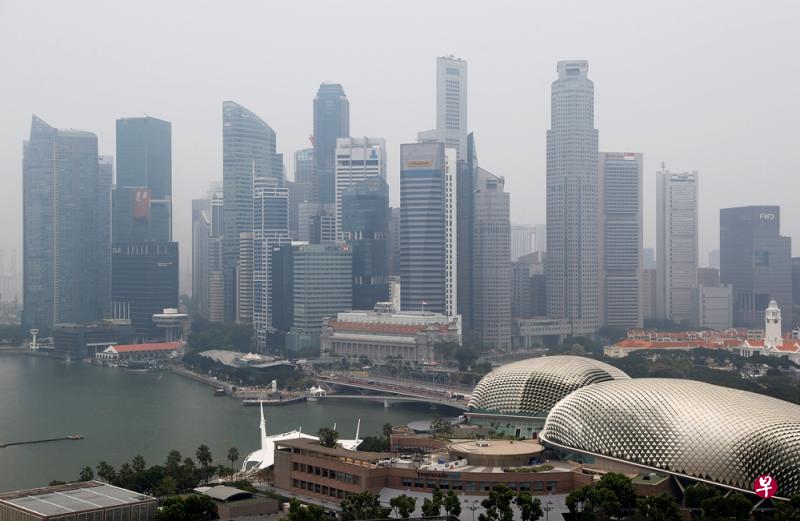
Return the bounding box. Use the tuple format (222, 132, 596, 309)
(599, 152, 643, 328)
(545, 60, 599, 335)
(656, 167, 699, 323)
(533, 224, 547, 253)
(444, 148, 458, 318)
(334, 137, 386, 236)
(418, 56, 468, 160)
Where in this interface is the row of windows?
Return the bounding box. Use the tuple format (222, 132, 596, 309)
(399, 479, 559, 493)
(293, 462, 360, 484)
(293, 479, 347, 499)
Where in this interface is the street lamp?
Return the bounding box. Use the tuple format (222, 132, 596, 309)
(544, 500, 553, 521)
(464, 499, 480, 521)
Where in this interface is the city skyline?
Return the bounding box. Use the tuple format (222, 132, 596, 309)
(2, 2, 799, 294)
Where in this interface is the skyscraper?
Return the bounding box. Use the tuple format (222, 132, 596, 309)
(720, 206, 792, 329)
(222, 101, 281, 321)
(444, 148, 458, 319)
(400, 143, 447, 314)
(472, 168, 511, 348)
(656, 168, 699, 324)
(23, 116, 111, 329)
(599, 152, 643, 328)
(192, 197, 211, 318)
(313, 83, 349, 205)
(341, 176, 390, 310)
(456, 133, 476, 333)
(113, 116, 177, 338)
(389, 207, 401, 277)
(419, 56, 468, 160)
(334, 137, 386, 236)
(511, 224, 534, 262)
(288, 148, 314, 239)
(116, 117, 172, 240)
(545, 60, 599, 335)
(253, 184, 291, 351)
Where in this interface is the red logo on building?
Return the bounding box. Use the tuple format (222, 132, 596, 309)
(754, 475, 777, 498)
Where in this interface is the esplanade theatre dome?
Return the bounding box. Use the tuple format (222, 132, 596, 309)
(468, 356, 630, 416)
(540, 378, 800, 498)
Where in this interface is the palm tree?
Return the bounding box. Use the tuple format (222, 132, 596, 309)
(96, 461, 116, 483)
(196, 445, 213, 481)
(227, 447, 239, 471)
(79, 466, 94, 481)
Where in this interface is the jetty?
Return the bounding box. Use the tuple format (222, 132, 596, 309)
(0, 435, 83, 448)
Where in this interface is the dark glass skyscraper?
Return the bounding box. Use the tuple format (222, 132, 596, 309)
(313, 83, 349, 204)
(111, 243, 179, 339)
(720, 206, 792, 328)
(222, 101, 281, 321)
(23, 116, 111, 329)
(341, 176, 390, 310)
(113, 116, 177, 338)
(400, 142, 446, 313)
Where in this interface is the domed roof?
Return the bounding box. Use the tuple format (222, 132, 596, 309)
(540, 378, 800, 498)
(467, 356, 629, 416)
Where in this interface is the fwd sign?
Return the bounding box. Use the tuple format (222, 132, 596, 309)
(760, 213, 776, 220)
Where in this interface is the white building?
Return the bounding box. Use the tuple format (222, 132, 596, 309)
(698, 285, 733, 331)
(334, 137, 386, 236)
(545, 60, 599, 336)
(599, 152, 643, 329)
(417, 56, 468, 161)
(736, 301, 800, 364)
(656, 168, 699, 323)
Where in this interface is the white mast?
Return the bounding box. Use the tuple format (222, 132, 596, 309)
(259, 402, 268, 450)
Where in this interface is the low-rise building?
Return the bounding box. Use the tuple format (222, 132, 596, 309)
(0, 481, 156, 521)
(96, 341, 183, 362)
(193, 485, 279, 521)
(53, 320, 135, 360)
(321, 309, 461, 364)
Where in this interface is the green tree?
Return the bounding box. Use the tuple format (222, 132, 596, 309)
(117, 463, 135, 489)
(283, 498, 331, 521)
(339, 491, 390, 521)
(317, 427, 339, 448)
(595, 472, 636, 516)
(700, 493, 752, 520)
(444, 490, 462, 517)
(566, 486, 621, 521)
(515, 492, 543, 521)
(131, 454, 147, 473)
(774, 494, 800, 521)
(632, 493, 681, 521)
(165, 450, 183, 476)
(479, 484, 515, 521)
(79, 466, 94, 481)
(382, 423, 393, 438)
(453, 347, 478, 371)
(155, 495, 218, 521)
(389, 494, 417, 519)
(227, 447, 239, 470)
(152, 475, 177, 497)
(683, 483, 720, 508)
(357, 435, 389, 452)
(430, 417, 451, 435)
(195, 444, 213, 480)
(421, 498, 441, 517)
(96, 461, 116, 483)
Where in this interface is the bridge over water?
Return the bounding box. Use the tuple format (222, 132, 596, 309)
(315, 375, 470, 411)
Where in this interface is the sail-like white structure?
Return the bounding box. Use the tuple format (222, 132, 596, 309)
(241, 405, 363, 473)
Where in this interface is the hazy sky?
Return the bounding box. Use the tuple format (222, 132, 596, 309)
(2, 0, 799, 293)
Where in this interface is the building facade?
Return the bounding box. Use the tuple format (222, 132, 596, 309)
(313, 83, 350, 205)
(545, 61, 599, 336)
(512, 252, 546, 319)
(321, 310, 460, 364)
(399, 143, 447, 314)
(222, 101, 281, 322)
(599, 152, 643, 329)
(23, 116, 111, 329)
(192, 197, 211, 318)
(341, 177, 390, 310)
(656, 168, 699, 324)
(511, 224, 534, 262)
(111, 242, 179, 340)
(720, 206, 792, 329)
(698, 285, 734, 331)
(253, 185, 291, 351)
(472, 168, 511, 348)
(334, 137, 386, 236)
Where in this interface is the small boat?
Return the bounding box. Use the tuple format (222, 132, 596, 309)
(67, 435, 84, 440)
(214, 388, 226, 396)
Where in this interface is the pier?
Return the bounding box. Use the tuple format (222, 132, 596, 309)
(0, 435, 83, 448)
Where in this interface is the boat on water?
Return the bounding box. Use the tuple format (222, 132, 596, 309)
(214, 388, 226, 396)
